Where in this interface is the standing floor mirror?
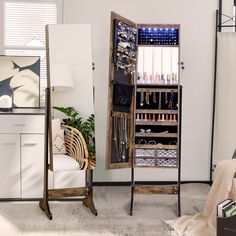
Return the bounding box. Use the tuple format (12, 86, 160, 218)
(39, 24, 97, 220)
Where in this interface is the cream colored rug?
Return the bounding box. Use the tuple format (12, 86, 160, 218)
(0, 184, 209, 236)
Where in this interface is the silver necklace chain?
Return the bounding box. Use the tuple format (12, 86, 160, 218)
(113, 116, 129, 162)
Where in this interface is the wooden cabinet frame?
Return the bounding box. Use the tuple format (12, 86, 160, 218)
(106, 12, 182, 216)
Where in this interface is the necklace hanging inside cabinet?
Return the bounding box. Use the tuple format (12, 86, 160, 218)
(140, 92, 144, 106)
(153, 92, 157, 104)
(113, 116, 129, 162)
(145, 92, 150, 105)
(113, 116, 121, 162)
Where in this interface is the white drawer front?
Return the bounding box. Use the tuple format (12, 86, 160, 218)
(21, 134, 44, 198)
(0, 115, 44, 133)
(0, 134, 21, 198)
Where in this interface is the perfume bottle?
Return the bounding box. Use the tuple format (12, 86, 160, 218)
(161, 74, 165, 84)
(143, 72, 148, 82)
(166, 74, 171, 84)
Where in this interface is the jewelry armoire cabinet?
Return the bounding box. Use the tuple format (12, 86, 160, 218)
(106, 12, 182, 216)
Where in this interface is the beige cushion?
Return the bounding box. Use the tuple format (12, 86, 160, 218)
(53, 154, 80, 171)
(52, 129, 66, 154)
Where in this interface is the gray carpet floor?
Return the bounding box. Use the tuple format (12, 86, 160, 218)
(0, 184, 210, 236)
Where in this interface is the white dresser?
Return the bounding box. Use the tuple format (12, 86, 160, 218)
(0, 109, 85, 199)
(0, 109, 45, 199)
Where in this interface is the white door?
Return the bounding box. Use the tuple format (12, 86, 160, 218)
(21, 134, 44, 198)
(0, 134, 20, 198)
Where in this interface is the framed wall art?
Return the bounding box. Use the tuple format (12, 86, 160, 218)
(0, 55, 40, 108)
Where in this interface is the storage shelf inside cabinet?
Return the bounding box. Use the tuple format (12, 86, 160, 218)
(137, 84, 178, 88)
(135, 132, 178, 138)
(134, 144, 178, 149)
(136, 121, 178, 126)
(137, 88, 178, 93)
(136, 109, 178, 114)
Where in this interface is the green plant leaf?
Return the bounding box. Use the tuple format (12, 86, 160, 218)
(54, 106, 95, 155)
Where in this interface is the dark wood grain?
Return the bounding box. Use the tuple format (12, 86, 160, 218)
(134, 185, 178, 194)
(48, 187, 89, 198)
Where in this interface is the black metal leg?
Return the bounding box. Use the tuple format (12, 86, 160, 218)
(176, 87, 182, 217)
(210, 10, 219, 185)
(130, 185, 134, 216)
(130, 167, 134, 215)
(177, 186, 181, 217)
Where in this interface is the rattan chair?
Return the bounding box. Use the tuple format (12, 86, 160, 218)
(39, 88, 97, 220)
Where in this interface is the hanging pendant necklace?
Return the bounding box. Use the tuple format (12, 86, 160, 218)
(140, 92, 144, 106)
(153, 92, 157, 103)
(146, 92, 150, 105)
(121, 117, 126, 161)
(165, 92, 168, 106)
(168, 90, 174, 109)
(113, 117, 121, 162)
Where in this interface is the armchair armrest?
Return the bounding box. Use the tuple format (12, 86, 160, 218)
(62, 124, 89, 170)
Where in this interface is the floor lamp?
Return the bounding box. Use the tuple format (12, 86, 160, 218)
(50, 63, 74, 119)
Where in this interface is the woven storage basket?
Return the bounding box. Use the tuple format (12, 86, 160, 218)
(156, 158, 177, 167)
(135, 158, 155, 167)
(135, 149, 155, 157)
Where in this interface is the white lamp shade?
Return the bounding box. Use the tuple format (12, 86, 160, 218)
(50, 64, 74, 91)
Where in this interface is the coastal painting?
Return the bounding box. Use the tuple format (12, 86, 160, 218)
(0, 56, 40, 107)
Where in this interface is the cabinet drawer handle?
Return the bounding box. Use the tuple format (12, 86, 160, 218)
(13, 124, 27, 127)
(22, 143, 38, 146)
(2, 142, 17, 146)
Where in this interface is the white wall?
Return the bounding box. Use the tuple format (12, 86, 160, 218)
(0, 0, 3, 54)
(62, 0, 219, 182)
(214, 33, 236, 164)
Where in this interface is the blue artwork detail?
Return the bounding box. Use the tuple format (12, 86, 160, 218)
(12, 58, 40, 76)
(0, 56, 40, 108)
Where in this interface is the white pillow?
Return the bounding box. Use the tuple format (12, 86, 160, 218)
(53, 154, 80, 171)
(52, 118, 61, 130)
(52, 129, 66, 154)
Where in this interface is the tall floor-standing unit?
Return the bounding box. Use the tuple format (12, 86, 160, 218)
(106, 12, 182, 216)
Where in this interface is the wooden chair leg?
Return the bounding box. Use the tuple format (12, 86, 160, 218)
(83, 194, 98, 216)
(83, 169, 98, 216)
(39, 87, 53, 220)
(39, 198, 52, 220)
